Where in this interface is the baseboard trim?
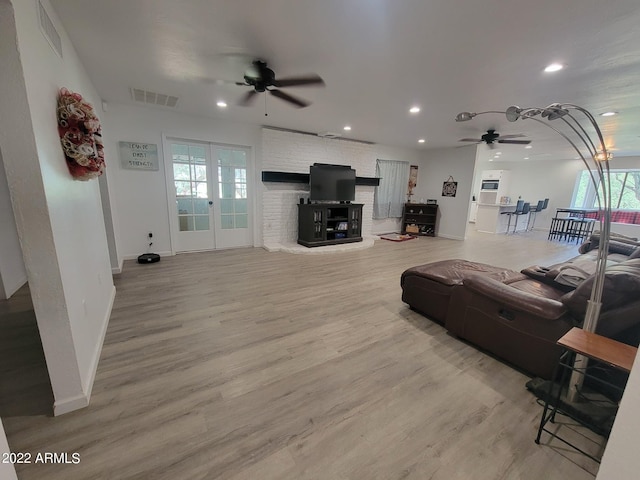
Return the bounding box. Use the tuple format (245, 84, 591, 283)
(437, 233, 465, 241)
(51, 285, 116, 416)
(53, 393, 89, 416)
(122, 250, 173, 261)
(111, 257, 124, 275)
(83, 285, 116, 401)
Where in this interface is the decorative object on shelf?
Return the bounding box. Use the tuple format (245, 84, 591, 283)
(456, 102, 611, 402)
(407, 165, 419, 202)
(442, 176, 458, 197)
(426, 199, 437, 204)
(56, 88, 105, 180)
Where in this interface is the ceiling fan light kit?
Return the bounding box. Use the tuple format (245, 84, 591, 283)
(455, 102, 612, 403)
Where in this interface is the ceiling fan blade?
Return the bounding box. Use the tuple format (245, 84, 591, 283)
(459, 138, 482, 142)
(497, 134, 526, 139)
(269, 89, 309, 108)
(273, 75, 325, 88)
(238, 90, 259, 106)
(498, 139, 532, 145)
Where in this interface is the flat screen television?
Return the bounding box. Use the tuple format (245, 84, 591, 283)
(309, 164, 356, 202)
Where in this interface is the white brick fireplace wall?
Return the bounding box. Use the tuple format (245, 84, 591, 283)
(261, 128, 376, 250)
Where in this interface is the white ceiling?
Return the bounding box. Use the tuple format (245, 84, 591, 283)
(50, 0, 640, 163)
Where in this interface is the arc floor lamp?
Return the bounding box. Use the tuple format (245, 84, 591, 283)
(456, 103, 612, 400)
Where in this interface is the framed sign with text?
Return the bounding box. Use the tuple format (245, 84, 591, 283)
(119, 142, 159, 171)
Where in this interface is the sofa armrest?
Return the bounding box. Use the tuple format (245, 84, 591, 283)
(463, 275, 568, 320)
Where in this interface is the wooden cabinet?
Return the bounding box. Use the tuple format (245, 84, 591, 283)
(298, 203, 363, 247)
(402, 203, 437, 236)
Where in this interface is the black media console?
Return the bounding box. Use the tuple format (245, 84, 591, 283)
(298, 203, 363, 247)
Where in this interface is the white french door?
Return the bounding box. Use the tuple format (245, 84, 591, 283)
(167, 139, 252, 252)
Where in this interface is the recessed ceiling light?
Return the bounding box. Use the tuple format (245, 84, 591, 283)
(524, 157, 530, 160)
(544, 63, 564, 73)
(418, 138, 426, 143)
(600, 111, 618, 117)
(216, 101, 227, 108)
(525, 145, 532, 149)
(488, 159, 494, 162)
(343, 125, 352, 131)
(409, 106, 421, 114)
(495, 151, 502, 155)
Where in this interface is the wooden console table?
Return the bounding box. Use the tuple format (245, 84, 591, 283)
(535, 327, 637, 463)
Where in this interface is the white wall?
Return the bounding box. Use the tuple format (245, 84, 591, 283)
(411, 145, 477, 240)
(0, 418, 17, 480)
(101, 103, 263, 258)
(597, 350, 640, 479)
(0, 147, 27, 299)
(2, 0, 115, 414)
(472, 155, 640, 237)
(261, 129, 423, 248)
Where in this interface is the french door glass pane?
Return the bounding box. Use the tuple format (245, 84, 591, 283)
(193, 199, 208, 214)
(194, 216, 210, 231)
(194, 164, 207, 181)
(175, 181, 192, 196)
(189, 145, 206, 162)
(235, 214, 248, 228)
(220, 199, 234, 214)
(173, 163, 190, 180)
(221, 215, 234, 229)
(232, 150, 247, 166)
(235, 199, 247, 214)
(177, 198, 193, 214)
(179, 216, 194, 231)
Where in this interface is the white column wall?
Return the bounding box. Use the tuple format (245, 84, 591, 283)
(411, 145, 477, 240)
(0, 148, 27, 299)
(0, 418, 17, 480)
(1, 0, 115, 414)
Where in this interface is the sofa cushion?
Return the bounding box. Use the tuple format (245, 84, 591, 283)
(401, 259, 522, 287)
(561, 258, 640, 317)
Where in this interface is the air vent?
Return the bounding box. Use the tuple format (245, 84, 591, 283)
(38, 1, 62, 58)
(130, 88, 179, 108)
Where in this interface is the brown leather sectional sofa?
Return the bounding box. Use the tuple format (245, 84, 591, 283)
(401, 235, 640, 379)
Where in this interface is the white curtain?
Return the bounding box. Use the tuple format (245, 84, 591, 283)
(373, 159, 410, 219)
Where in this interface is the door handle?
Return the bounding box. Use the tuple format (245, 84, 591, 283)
(208, 201, 213, 206)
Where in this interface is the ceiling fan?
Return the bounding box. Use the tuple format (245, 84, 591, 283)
(230, 60, 325, 108)
(459, 129, 531, 149)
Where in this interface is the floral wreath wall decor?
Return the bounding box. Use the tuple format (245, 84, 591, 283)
(57, 88, 105, 180)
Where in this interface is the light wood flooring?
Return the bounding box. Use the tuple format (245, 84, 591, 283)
(2, 230, 603, 479)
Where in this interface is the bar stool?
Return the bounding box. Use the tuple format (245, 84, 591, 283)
(512, 202, 531, 233)
(501, 200, 524, 234)
(527, 199, 546, 230)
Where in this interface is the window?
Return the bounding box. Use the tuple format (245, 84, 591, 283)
(572, 169, 640, 210)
